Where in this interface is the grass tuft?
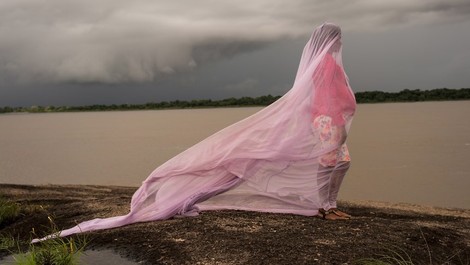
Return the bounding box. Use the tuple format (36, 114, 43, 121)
(0, 197, 20, 227)
(0, 203, 89, 265)
(354, 226, 469, 265)
(354, 247, 414, 265)
(0, 233, 16, 250)
(13, 214, 89, 265)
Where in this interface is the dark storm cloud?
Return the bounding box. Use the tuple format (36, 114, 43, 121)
(1, 0, 469, 85)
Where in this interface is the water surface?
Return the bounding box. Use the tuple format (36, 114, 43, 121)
(1, 101, 469, 208)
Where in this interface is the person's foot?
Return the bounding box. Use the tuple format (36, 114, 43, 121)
(317, 208, 349, 220)
(330, 208, 352, 218)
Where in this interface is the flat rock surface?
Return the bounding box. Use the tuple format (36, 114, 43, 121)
(1, 184, 469, 264)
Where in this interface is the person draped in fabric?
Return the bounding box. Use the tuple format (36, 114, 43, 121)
(33, 22, 356, 242)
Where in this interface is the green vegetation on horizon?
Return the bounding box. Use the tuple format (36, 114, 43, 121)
(1, 88, 469, 114)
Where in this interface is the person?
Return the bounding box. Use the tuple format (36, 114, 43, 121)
(33, 22, 356, 242)
(310, 37, 356, 220)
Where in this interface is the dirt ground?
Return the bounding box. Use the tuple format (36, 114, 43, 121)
(1, 184, 469, 264)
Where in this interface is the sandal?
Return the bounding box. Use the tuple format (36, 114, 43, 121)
(330, 208, 352, 219)
(317, 208, 349, 220)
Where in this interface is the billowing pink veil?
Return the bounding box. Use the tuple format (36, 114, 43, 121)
(33, 23, 356, 242)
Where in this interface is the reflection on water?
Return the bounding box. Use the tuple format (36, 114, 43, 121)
(0, 101, 469, 208)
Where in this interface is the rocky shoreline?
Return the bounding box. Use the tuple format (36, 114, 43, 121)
(1, 184, 469, 264)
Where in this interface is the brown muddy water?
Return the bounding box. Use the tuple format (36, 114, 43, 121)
(0, 101, 469, 208)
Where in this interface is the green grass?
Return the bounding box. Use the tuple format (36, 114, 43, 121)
(0, 198, 20, 227)
(13, 215, 89, 265)
(13, 236, 86, 265)
(0, 233, 16, 250)
(0, 202, 88, 265)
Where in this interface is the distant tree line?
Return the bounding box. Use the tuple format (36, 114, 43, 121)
(0, 95, 282, 113)
(1, 88, 469, 114)
(354, 88, 470, 103)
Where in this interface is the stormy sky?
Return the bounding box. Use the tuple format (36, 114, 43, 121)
(1, 0, 469, 107)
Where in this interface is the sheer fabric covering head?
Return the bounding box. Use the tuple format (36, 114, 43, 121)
(33, 22, 356, 242)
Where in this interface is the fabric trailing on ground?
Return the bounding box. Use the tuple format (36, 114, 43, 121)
(33, 22, 356, 242)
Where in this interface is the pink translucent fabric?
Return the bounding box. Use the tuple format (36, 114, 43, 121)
(313, 115, 351, 167)
(33, 23, 356, 242)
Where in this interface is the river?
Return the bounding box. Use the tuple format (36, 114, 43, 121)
(1, 101, 469, 208)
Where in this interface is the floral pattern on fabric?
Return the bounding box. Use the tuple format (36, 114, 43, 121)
(313, 115, 351, 167)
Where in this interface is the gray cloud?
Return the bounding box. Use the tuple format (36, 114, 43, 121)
(224, 78, 259, 92)
(0, 0, 469, 84)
